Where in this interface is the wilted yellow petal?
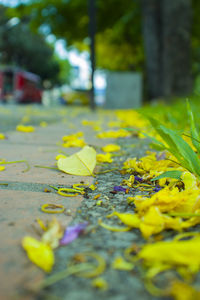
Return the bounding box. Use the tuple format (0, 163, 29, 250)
(138, 236, 200, 274)
(62, 132, 84, 142)
(57, 145, 96, 176)
(0, 133, 5, 140)
(91, 277, 108, 290)
(22, 236, 54, 272)
(16, 125, 35, 132)
(181, 171, 198, 190)
(102, 144, 121, 152)
(112, 256, 134, 271)
(170, 280, 200, 300)
(108, 211, 140, 227)
(140, 207, 164, 238)
(40, 121, 47, 127)
(96, 153, 113, 163)
(42, 218, 63, 249)
(97, 129, 131, 139)
(89, 184, 96, 190)
(62, 139, 85, 148)
(55, 154, 67, 160)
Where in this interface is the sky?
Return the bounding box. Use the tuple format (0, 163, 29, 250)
(0, 0, 28, 6)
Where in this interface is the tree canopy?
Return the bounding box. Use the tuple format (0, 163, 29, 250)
(9, 0, 200, 74)
(0, 4, 70, 86)
(9, 0, 143, 71)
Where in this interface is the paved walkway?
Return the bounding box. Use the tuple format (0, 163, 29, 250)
(0, 108, 114, 300)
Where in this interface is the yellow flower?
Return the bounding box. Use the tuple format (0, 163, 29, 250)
(16, 125, 35, 132)
(96, 153, 113, 163)
(102, 144, 121, 153)
(0, 166, 5, 171)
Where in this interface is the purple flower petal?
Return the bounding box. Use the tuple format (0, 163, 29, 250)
(134, 176, 143, 182)
(114, 186, 127, 192)
(60, 222, 88, 246)
(153, 186, 162, 192)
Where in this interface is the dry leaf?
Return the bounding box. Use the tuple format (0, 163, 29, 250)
(57, 145, 96, 176)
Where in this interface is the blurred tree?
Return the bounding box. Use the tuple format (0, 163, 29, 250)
(141, 0, 192, 99)
(0, 5, 63, 86)
(10, 0, 199, 99)
(10, 0, 143, 71)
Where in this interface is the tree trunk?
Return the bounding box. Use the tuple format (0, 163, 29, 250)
(141, 0, 192, 100)
(141, 0, 162, 99)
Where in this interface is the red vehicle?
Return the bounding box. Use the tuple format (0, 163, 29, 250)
(0, 67, 42, 103)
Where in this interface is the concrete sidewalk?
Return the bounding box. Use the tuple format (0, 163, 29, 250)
(0, 110, 114, 300)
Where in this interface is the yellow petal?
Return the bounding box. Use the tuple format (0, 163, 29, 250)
(16, 125, 35, 132)
(0, 133, 5, 140)
(62, 139, 86, 148)
(140, 207, 164, 238)
(138, 237, 200, 274)
(112, 256, 134, 270)
(57, 145, 96, 176)
(108, 211, 140, 228)
(102, 144, 121, 152)
(91, 277, 108, 290)
(22, 236, 54, 272)
(96, 153, 113, 163)
(0, 166, 5, 171)
(42, 218, 63, 249)
(55, 154, 67, 161)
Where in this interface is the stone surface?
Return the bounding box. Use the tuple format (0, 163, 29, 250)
(0, 190, 83, 300)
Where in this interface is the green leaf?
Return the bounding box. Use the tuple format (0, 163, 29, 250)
(151, 170, 183, 181)
(146, 116, 200, 177)
(160, 125, 200, 176)
(142, 132, 166, 150)
(186, 99, 200, 154)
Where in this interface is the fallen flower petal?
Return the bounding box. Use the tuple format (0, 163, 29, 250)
(16, 125, 35, 132)
(138, 236, 200, 275)
(113, 186, 127, 192)
(22, 236, 54, 272)
(102, 144, 121, 153)
(42, 218, 64, 249)
(60, 223, 88, 245)
(112, 256, 134, 271)
(134, 176, 143, 182)
(96, 153, 113, 163)
(91, 277, 108, 290)
(0, 133, 5, 140)
(0, 166, 5, 171)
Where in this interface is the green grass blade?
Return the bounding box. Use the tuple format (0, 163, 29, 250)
(151, 170, 182, 181)
(186, 100, 200, 154)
